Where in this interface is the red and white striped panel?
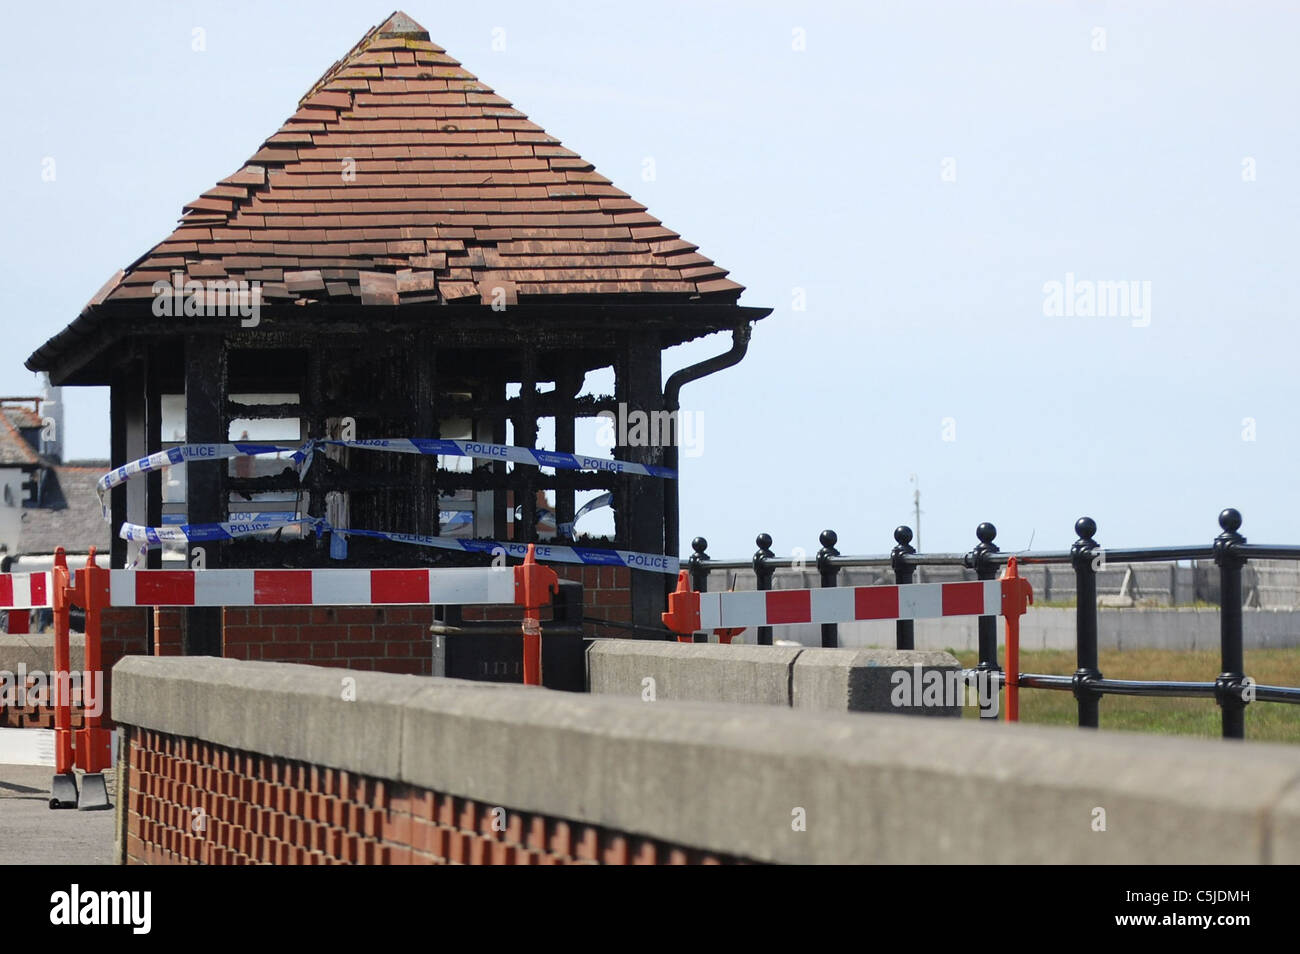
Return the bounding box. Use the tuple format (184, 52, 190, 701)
(0, 573, 53, 609)
(108, 567, 516, 607)
(698, 580, 1003, 630)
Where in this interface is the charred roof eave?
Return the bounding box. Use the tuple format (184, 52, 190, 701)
(26, 300, 772, 387)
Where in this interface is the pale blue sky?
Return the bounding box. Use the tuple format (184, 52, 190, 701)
(2, 1, 1296, 557)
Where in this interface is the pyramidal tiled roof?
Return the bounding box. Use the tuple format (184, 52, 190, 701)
(102, 11, 743, 309)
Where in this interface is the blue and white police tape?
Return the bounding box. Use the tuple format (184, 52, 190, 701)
(97, 438, 674, 509)
(559, 492, 613, 537)
(162, 510, 301, 525)
(124, 514, 321, 568)
(120, 518, 325, 546)
(135, 509, 474, 538)
(441, 510, 473, 529)
(118, 516, 680, 575)
(96, 442, 302, 494)
(320, 438, 675, 479)
(331, 527, 680, 575)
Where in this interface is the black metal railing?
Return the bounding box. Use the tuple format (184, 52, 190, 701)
(687, 508, 1300, 739)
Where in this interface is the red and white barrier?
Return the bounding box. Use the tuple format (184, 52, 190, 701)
(694, 579, 1004, 630)
(661, 560, 1035, 720)
(0, 572, 53, 609)
(106, 566, 517, 607)
(33, 544, 560, 808)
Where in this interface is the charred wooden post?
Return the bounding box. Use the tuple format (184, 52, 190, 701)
(617, 329, 669, 626)
(412, 330, 438, 537)
(107, 369, 130, 570)
(183, 334, 226, 656)
(490, 374, 510, 542)
(517, 348, 539, 545)
(554, 361, 582, 541)
(305, 343, 327, 536)
(145, 349, 163, 570)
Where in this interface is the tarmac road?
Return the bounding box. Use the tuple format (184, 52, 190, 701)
(0, 764, 115, 865)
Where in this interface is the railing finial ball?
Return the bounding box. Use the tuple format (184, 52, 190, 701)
(894, 525, 913, 546)
(691, 536, 708, 555)
(819, 529, 837, 548)
(756, 532, 772, 550)
(976, 522, 997, 545)
(1219, 508, 1242, 533)
(1075, 516, 1097, 541)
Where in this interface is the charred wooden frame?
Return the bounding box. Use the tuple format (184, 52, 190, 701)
(53, 305, 769, 623)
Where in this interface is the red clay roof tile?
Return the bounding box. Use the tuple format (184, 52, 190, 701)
(87, 11, 743, 311)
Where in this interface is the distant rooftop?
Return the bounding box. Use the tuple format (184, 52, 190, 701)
(2, 404, 42, 430)
(17, 463, 112, 556)
(0, 412, 39, 466)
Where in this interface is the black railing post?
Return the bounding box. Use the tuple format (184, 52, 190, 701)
(1213, 508, 1248, 740)
(688, 537, 711, 593)
(891, 526, 916, 650)
(754, 532, 775, 646)
(965, 523, 1001, 670)
(1070, 516, 1103, 729)
(816, 530, 841, 648)
(965, 522, 1001, 719)
(688, 536, 710, 643)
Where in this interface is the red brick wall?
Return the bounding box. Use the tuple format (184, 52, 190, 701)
(0, 606, 151, 728)
(570, 566, 632, 633)
(141, 566, 633, 667)
(102, 607, 151, 663)
(152, 608, 184, 656)
(123, 726, 745, 865)
(96, 605, 151, 729)
(223, 607, 431, 675)
(0, 678, 90, 729)
(460, 566, 632, 636)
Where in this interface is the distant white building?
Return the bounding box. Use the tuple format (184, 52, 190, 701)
(0, 377, 109, 575)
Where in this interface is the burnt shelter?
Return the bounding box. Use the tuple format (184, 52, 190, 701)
(26, 11, 768, 655)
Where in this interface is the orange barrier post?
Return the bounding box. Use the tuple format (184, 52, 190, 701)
(662, 571, 700, 640)
(49, 547, 78, 808)
(513, 544, 558, 686)
(70, 549, 112, 807)
(662, 571, 745, 643)
(1000, 556, 1034, 722)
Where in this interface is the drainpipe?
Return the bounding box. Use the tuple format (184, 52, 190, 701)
(662, 323, 752, 561)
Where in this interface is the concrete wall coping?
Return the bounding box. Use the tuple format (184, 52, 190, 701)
(112, 655, 1300, 864)
(587, 639, 962, 714)
(789, 647, 958, 668)
(587, 640, 803, 664)
(586, 639, 803, 707)
(0, 634, 86, 672)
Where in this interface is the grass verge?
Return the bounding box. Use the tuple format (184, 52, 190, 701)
(951, 648, 1300, 743)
